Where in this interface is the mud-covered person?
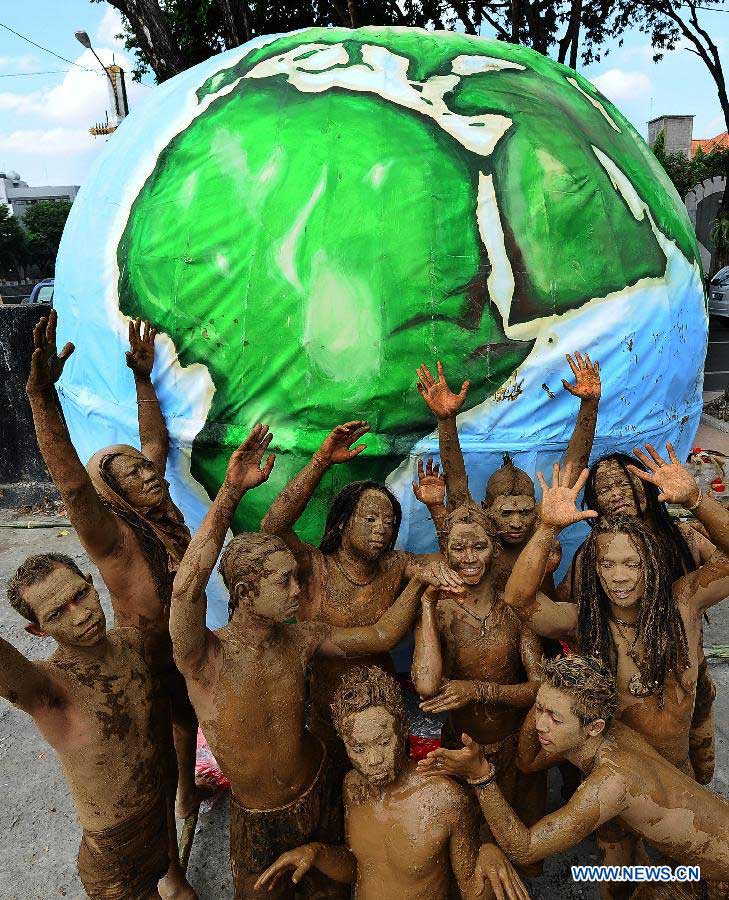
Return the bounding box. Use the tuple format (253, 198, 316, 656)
(25, 312, 202, 895)
(169, 426, 430, 899)
(255, 666, 529, 900)
(557, 450, 722, 786)
(411, 502, 547, 860)
(1, 553, 174, 899)
(260, 421, 463, 786)
(413, 352, 600, 591)
(418, 655, 729, 894)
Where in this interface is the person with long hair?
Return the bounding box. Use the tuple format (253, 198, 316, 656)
(500, 451, 729, 895)
(558, 450, 719, 785)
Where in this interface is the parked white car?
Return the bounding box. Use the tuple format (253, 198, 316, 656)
(709, 266, 729, 321)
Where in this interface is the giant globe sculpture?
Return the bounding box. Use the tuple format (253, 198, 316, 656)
(55, 27, 706, 621)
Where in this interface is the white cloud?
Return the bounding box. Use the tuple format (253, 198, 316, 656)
(95, 7, 127, 50)
(0, 127, 96, 156)
(591, 68, 652, 102)
(0, 53, 41, 73)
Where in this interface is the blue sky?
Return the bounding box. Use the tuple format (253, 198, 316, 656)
(0, 0, 726, 187)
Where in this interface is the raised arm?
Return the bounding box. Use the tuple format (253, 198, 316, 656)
(628, 443, 729, 612)
(260, 421, 370, 552)
(253, 843, 356, 892)
(26, 311, 120, 559)
(503, 463, 595, 639)
(0, 637, 56, 714)
(411, 587, 444, 698)
(412, 458, 449, 552)
(416, 361, 471, 509)
(312, 576, 426, 658)
(126, 318, 168, 475)
(561, 351, 601, 487)
(171, 425, 275, 674)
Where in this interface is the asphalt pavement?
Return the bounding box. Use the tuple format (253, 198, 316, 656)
(706, 316, 729, 393)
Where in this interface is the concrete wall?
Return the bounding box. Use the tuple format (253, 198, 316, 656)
(0, 304, 56, 504)
(648, 115, 694, 156)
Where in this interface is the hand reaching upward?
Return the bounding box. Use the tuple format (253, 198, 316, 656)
(562, 351, 601, 402)
(315, 421, 370, 466)
(126, 318, 158, 379)
(412, 457, 446, 507)
(416, 361, 469, 420)
(26, 309, 75, 396)
(537, 463, 597, 530)
(224, 425, 275, 491)
(628, 443, 700, 506)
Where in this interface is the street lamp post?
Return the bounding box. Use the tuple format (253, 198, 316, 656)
(74, 29, 122, 120)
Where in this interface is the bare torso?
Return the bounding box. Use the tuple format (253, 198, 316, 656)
(608, 583, 703, 769)
(437, 587, 536, 744)
(345, 763, 475, 900)
(594, 722, 729, 880)
(296, 549, 408, 740)
(185, 623, 322, 808)
(33, 629, 162, 831)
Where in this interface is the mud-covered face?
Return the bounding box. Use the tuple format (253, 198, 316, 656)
(596, 532, 646, 611)
(107, 454, 167, 510)
(534, 683, 602, 754)
(234, 549, 300, 624)
(593, 461, 647, 518)
(342, 490, 395, 561)
(343, 706, 404, 786)
(446, 522, 494, 585)
(23, 565, 106, 647)
(488, 494, 536, 545)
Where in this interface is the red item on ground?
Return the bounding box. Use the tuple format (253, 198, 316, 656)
(559, 640, 573, 655)
(409, 734, 441, 760)
(712, 478, 725, 493)
(195, 729, 230, 790)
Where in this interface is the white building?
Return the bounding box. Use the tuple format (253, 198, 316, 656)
(0, 171, 79, 222)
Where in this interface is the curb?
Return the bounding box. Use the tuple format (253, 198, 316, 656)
(701, 411, 729, 435)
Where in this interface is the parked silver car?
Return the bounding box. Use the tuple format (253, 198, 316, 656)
(709, 266, 729, 321)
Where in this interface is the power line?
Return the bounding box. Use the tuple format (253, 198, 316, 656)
(0, 20, 95, 70)
(0, 70, 89, 78)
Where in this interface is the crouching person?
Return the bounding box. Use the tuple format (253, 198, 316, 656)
(2, 553, 176, 899)
(255, 666, 530, 900)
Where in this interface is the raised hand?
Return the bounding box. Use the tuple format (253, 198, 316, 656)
(254, 844, 318, 892)
(417, 732, 494, 782)
(537, 463, 597, 530)
(416, 360, 470, 420)
(126, 318, 158, 379)
(412, 457, 446, 507)
(418, 559, 464, 592)
(562, 351, 601, 402)
(473, 844, 531, 900)
(316, 421, 370, 466)
(628, 443, 700, 506)
(224, 425, 275, 491)
(419, 679, 478, 713)
(26, 309, 75, 395)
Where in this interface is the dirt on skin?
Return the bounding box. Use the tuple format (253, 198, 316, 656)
(1, 524, 727, 898)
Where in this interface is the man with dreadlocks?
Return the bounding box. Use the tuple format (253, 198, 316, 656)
(411, 500, 546, 868)
(500, 452, 729, 895)
(414, 352, 601, 592)
(558, 451, 720, 786)
(171, 427, 431, 899)
(26, 312, 198, 898)
(260, 422, 463, 818)
(417, 654, 729, 894)
(254, 666, 530, 900)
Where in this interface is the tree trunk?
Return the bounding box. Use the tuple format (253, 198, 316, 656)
(220, 0, 251, 47)
(106, 0, 186, 81)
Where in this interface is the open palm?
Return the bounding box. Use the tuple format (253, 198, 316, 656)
(537, 463, 597, 529)
(628, 443, 699, 505)
(416, 361, 469, 420)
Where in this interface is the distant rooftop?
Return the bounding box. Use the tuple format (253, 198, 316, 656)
(692, 131, 729, 156)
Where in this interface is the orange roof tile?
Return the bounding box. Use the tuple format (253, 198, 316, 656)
(692, 132, 729, 156)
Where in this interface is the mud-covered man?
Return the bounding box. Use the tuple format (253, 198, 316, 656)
(1, 553, 173, 899)
(255, 666, 529, 900)
(169, 426, 430, 898)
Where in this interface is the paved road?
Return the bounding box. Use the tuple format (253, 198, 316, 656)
(706, 315, 729, 392)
